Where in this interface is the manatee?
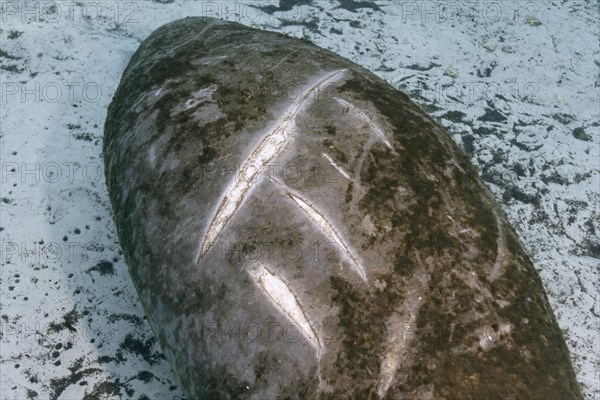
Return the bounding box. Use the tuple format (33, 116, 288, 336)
(103, 17, 583, 399)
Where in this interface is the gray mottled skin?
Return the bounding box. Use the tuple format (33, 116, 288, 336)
(103, 17, 582, 399)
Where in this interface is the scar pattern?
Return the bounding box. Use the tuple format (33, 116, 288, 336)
(195, 69, 347, 261)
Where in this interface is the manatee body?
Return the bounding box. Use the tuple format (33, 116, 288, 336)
(103, 17, 582, 399)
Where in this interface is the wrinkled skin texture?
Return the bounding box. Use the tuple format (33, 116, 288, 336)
(103, 17, 582, 400)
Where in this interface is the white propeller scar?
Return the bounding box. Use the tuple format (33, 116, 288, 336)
(322, 153, 352, 181)
(334, 97, 393, 150)
(248, 263, 324, 357)
(194, 69, 347, 262)
(267, 175, 368, 283)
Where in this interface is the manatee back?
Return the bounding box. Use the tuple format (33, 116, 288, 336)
(103, 17, 582, 400)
